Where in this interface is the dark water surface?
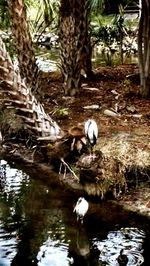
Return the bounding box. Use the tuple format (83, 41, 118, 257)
(0, 160, 150, 266)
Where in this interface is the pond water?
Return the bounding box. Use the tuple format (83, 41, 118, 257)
(36, 48, 60, 72)
(35, 47, 138, 73)
(0, 160, 150, 266)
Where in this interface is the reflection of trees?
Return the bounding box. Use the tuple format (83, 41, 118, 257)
(8, 172, 99, 266)
(0, 163, 28, 227)
(10, 181, 69, 265)
(0, 162, 93, 265)
(0, 163, 66, 265)
(67, 225, 100, 266)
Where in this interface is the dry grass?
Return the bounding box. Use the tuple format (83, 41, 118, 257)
(99, 133, 150, 169)
(77, 132, 150, 199)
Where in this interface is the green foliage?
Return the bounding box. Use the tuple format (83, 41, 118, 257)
(91, 1, 139, 66)
(91, 7, 134, 65)
(91, 13, 127, 46)
(0, 0, 10, 30)
(2, 36, 16, 59)
(24, 0, 37, 8)
(90, 0, 104, 15)
(53, 107, 69, 118)
(70, 165, 80, 175)
(27, 0, 60, 37)
(123, 79, 132, 93)
(0, 0, 59, 34)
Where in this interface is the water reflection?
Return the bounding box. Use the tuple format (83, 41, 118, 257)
(0, 160, 28, 265)
(37, 236, 69, 266)
(35, 47, 138, 74)
(0, 160, 150, 265)
(0, 221, 18, 266)
(93, 227, 145, 265)
(36, 48, 59, 72)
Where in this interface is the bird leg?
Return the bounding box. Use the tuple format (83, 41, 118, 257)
(89, 147, 97, 159)
(59, 162, 63, 174)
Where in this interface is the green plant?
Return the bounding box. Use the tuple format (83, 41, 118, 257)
(0, 0, 10, 30)
(91, 5, 130, 65)
(53, 107, 69, 118)
(91, 15, 121, 65)
(26, 0, 60, 38)
(123, 79, 132, 93)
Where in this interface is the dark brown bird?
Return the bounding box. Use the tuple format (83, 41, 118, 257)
(68, 126, 86, 153)
(117, 249, 128, 266)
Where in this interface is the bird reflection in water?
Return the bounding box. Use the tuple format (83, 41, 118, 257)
(68, 226, 100, 266)
(70, 197, 101, 265)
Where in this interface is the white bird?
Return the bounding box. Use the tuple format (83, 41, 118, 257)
(73, 197, 89, 223)
(84, 119, 98, 151)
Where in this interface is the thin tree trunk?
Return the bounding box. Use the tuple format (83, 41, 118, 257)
(138, 5, 144, 88)
(79, 0, 93, 78)
(138, 0, 150, 97)
(0, 37, 61, 138)
(8, 0, 40, 93)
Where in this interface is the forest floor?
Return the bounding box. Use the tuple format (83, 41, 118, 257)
(41, 63, 150, 160)
(41, 64, 150, 137)
(40, 63, 150, 217)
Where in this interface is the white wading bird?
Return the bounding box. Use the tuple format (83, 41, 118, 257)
(84, 119, 98, 152)
(73, 197, 89, 223)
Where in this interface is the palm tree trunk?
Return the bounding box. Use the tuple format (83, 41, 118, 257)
(80, 0, 93, 78)
(0, 37, 60, 138)
(59, 0, 92, 96)
(8, 0, 40, 93)
(59, 0, 80, 96)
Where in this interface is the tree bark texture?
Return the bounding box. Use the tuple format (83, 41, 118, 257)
(8, 0, 40, 92)
(138, 0, 150, 97)
(0, 37, 61, 138)
(59, 0, 92, 96)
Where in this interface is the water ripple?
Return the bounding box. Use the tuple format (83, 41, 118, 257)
(37, 235, 69, 266)
(0, 223, 18, 266)
(93, 227, 145, 265)
(0, 160, 29, 196)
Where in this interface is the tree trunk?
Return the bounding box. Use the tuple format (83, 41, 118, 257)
(0, 37, 61, 138)
(8, 0, 40, 93)
(78, 0, 93, 78)
(59, 0, 92, 96)
(138, 7, 144, 88)
(138, 0, 150, 97)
